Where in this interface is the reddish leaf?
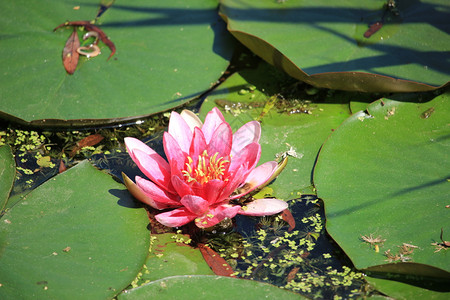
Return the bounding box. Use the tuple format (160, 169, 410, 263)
(300, 251, 310, 258)
(69, 134, 104, 157)
(55, 21, 116, 60)
(198, 244, 235, 277)
(62, 28, 80, 74)
(58, 160, 66, 173)
(281, 208, 296, 232)
(286, 267, 300, 283)
(77, 134, 104, 147)
(364, 22, 383, 38)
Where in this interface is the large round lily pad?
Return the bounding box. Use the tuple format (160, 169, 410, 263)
(118, 275, 305, 299)
(0, 160, 150, 299)
(219, 0, 450, 92)
(313, 93, 450, 279)
(0, 0, 235, 127)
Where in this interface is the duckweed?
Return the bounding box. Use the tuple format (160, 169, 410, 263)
(1, 109, 173, 197)
(207, 196, 371, 299)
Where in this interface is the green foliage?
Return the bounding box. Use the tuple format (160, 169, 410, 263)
(314, 93, 450, 292)
(0, 161, 150, 299)
(118, 275, 304, 300)
(1, 1, 448, 298)
(366, 276, 449, 300)
(0, 145, 15, 211)
(220, 0, 449, 92)
(0, 0, 234, 126)
(130, 232, 214, 288)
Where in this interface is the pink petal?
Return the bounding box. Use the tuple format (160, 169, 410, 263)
(201, 107, 225, 144)
(155, 207, 197, 227)
(125, 137, 163, 162)
(238, 198, 288, 216)
(202, 179, 228, 204)
(125, 138, 171, 189)
(180, 110, 203, 131)
(228, 142, 261, 176)
(195, 204, 241, 228)
(122, 173, 178, 210)
(135, 176, 181, 207)
(132, 148, 172, 191)
(171, 175, 194, 198)
(168, 111, 193, 153)
(190, 181, 205, 196)
(207, 122, 232, 158)
(189, 127, 207, 161)
(232, 121, 261, 156)
(190, 180, 227, 205)
(230, 161, 278, 199)
(217, 164, 248, 200)
(180, 195, 209, 215)
(163, 132, 187, 174)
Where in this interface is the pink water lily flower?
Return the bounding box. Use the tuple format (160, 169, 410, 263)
(123, 107, 288, 228)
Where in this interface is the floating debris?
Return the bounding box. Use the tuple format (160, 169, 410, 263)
(420, 107, 435, 119)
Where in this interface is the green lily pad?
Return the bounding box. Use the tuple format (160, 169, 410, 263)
(200, 61, 351, 197)
(313, 93, 450, 279)
(219, 0, 449, 92)
(0, 160, 150, 299)
(118, 275, 305, 300)
(0, 145, 15, 211)
(139, 233, 214, 283)
(0, 0, 234, 127)
(365, 275, 450, 300)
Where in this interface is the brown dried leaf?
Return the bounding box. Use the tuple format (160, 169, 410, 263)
(62, 28, 80, 74)
(77, 134, 104, 148)
(286, 267, 300, 283)
(198, 243, 235, 277)
(58, 160, 66, 173)
(281, 208, 296, 232)
(55, 21, 116, 60)
(69, 134, 104, 157)
(364, 22, 383, 38)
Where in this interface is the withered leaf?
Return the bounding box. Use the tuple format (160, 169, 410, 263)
(69, 134, 104, 157)
(62, 28, 80, 74)
(281, 208, 296, 232)
(55, 21, 116, 60)
(58, 160, 66, 174)
(198, 243, 235, 277)
(286, 267, 300, 283)
(364, 22, 383, 38)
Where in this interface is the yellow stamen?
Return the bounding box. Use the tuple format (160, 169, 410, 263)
(182, 150, 229, 184)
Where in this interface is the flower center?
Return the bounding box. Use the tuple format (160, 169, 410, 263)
(182, 150, 229, 184)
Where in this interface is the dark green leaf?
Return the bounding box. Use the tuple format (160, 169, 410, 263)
(314, 93, 450, 276)
(118, 275, 305, 300)
(141, 233, 214, 282)
(366, 275, 449, 300)
(0, 160, 150, 299)
(0, 145, 15, 211)
(219, 0, 449, 92)
(0, 0, 235, 127)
